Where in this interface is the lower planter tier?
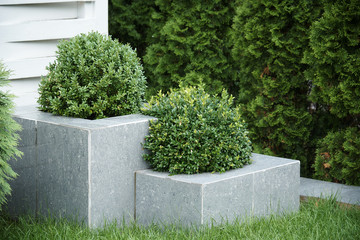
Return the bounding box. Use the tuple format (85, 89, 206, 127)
(135, 153, 300, 227)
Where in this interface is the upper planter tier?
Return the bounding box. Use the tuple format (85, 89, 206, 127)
(8, 105, 155, 227)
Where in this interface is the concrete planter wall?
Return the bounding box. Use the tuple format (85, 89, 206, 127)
(135, 154, 300, 227)
(8, 105, 154, 227)
(8, 106, 300, 228)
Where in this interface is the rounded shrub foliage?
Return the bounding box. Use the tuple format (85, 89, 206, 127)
(142, 86, 252, 175)
(38, 31, 146, 119)
(0, 61, 22, 210)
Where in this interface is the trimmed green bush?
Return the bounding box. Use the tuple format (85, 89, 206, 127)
(144, 0, 237, 97)
(142, 86, 252, 175)
(314, 128, 360, 185)
(304, 0, 360, 184)
(0, 61, 22, 210)
(38, 32, 146, 120)
(232, 0, 322, 176)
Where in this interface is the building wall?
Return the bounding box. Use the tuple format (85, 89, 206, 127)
(0, 0, 108, 106)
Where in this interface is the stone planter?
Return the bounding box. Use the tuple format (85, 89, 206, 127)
(7, 105, 154, 227)
(135, 153, 300, 227)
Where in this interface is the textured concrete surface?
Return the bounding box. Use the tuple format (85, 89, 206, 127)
(135, 153, 300, 227)
(300, 177, 360, 206)
(7, 117, 37, 217)
(7, 105, 154, 227)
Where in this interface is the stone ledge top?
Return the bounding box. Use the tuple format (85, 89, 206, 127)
(300, 177, 360, 205)
(136, 153, 300, 185)
(13, 104, 156, 130)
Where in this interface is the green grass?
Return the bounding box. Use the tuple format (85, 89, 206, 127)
(1, 198, 359, 240)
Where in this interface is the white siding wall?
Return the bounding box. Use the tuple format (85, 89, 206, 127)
(0, 0, 108, 106)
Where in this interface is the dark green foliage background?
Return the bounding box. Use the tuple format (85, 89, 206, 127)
(314, 128, 360, 185)
(304, 0, 360, 185)
(142, 87, 252, 175)
(109, 0, 360, 184)
(0, 61, 22, 209)
(231, 0, 322, 176)
(143, 1, 237, 97)
(109, 0, 237, 97)
(38, 32, 146, 119)
(109, 0, 156, 58)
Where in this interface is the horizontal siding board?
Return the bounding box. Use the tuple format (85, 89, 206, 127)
(0, 0, 94, 5)
(0, 0, 107, 80)
(0, 3, 78, 25)
(0, 40, 60, 61)
(4, 57, 56, 79)
(0, 18, 96, 42)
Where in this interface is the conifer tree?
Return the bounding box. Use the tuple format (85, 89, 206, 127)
(305, 0, 360, 185)
(144, 0, 237, 97)
(232, 0, 322, 175)
(0, 61, 22, 209)
(109, 0, 155, 58)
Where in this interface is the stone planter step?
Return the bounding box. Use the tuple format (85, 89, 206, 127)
(300, 177, 360, 206)
(135, 153, 300, 227)
(8, 105, 155, 227)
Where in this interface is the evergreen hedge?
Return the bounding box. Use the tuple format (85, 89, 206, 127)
(0, 61, 22, 210)
(314, 128, 360, 186)
(109, 0, 155, 58)
(143, 0, 237, 97)
(109, 0, 360, 184)
(232, 0, 322, 176)
(305, 0, 360, 184)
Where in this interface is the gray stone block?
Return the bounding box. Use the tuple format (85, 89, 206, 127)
(300, 177, 360, 205)
(135, 153, 300, 227)
(6, 116, 37, 216)
(13, 116, 37, 148)
(36, 122, 89, 221)
(5, 166, 37, 217)
(7, 107, 154, 227)
(89, 120, 150, 226)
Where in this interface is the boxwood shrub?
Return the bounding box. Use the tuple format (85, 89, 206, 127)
(142, 86, 252, 175)
(38, 31, 146, 119)
(0, 61, 22, 210)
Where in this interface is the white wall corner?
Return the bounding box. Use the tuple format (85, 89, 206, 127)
(0, 0, 108, 106)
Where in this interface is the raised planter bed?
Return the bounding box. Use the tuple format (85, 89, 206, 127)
(135, 153, 300, 227)
(7, 105, 154, 227)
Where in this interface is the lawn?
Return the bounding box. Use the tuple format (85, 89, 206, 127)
(0, 197, 359, 240)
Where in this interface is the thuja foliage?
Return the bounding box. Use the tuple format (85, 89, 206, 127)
(314, 128, 360, 185)
(38, 32, 146, 120)
(232, 0, 322, 176)
(142, 86, 252, 175)
(144, 0, 237, 97)
(0, 61, 22, 210)
(109, 0, 155, 58)
(304, 0, 360, 184)
(305, 0, 360, 119)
